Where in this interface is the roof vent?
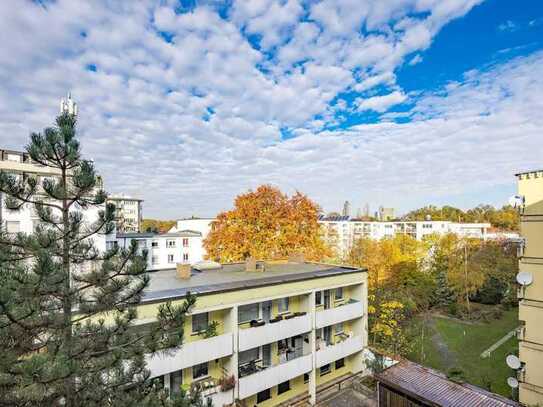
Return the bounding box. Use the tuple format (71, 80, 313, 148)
(245, 257, 265, 272)
(176, 263, 191, 280)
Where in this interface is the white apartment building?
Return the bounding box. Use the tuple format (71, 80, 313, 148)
(0, 148, 106, 252)
(169, 218, 215, 256)
(108, 230, 204, 271)
(107, 194, 143, 233)
(318, 215, 491, 258)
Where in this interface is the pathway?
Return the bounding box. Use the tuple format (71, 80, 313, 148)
(480, 326, 521, 358)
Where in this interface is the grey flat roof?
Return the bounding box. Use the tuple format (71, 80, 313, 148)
(515, 169, 543, 177)
(117, 230, 202, 239)
(143, 262, 366, 304)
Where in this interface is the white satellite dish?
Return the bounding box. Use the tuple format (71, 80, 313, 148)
(508, 195, 525, 208)
(506, 355, 521, 370)
(516, 272, 533, 286)
(507, 377, 519, 388)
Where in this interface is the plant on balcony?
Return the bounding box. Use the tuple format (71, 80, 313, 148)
(218, 374, 236, 392)
(199, 320, 219, 338)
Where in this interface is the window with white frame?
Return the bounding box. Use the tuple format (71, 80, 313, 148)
(277, 297, 289, 313)
(238, 303, 259, 323)
(151, 240, 159, 247)
(183, 253, 189, 262)
(335, 322, 344, 334)
(335, 287, 343, 300)
(152, 256, 159, 265)
(192, 362, 208, 380)
(315, 291, 322, 306)
(192, 313, 209, 333)
(166, 239, 176, 248)
(239, 347, 259, 365)
(182, 238, 189, 247)
(167, 254, 174, 263)
(170, 369, 183, 394)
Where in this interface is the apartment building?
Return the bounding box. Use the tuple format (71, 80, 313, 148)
(107, 194, 143, 233)
(319, 215, 491, 257)
(516, 169, 543, 405)
(108, 230, 204, 270)
(0, 148, 106, 252)
(140, 259, 368, 406)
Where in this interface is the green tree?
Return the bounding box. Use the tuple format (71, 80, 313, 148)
(0, 113, 200, 406)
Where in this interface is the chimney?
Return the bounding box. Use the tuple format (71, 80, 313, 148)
(288, 252, 305, 263)
(176, 263, 191, 280)
(245, 257, 257, 272)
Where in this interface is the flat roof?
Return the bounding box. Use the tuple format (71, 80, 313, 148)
(143, 261, 366, 304)
(376, 359, 518, 407)
(515, 169, 543, 177)
(117, 230, 202, 239)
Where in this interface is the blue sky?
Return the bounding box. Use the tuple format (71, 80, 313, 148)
(1, 0, 542, 218)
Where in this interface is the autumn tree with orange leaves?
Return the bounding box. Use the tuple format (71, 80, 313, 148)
(204, 185, 330, 262)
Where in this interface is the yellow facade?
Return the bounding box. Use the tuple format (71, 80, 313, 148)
(517, 170, 543, 405)
(141, 262, 368, 406)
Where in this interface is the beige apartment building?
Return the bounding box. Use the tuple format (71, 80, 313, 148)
(516, 169, 543, 405)
(107, 194, 143, 233)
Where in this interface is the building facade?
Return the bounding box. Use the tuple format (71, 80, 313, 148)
(318, 215, 491, 258)
(140, 259, 368, 406)
(0, 148, 106, 252)
(107, 195, 143, 233)
(516, 169, 543, 405)
(108, 230, 204, 271)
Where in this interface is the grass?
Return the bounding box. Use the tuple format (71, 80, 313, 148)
(407, 307, 519, 397)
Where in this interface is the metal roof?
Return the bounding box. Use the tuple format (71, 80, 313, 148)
(376, 360, 518, 407)
(116, 230, 202, 239)
(318, 215, 350, 222)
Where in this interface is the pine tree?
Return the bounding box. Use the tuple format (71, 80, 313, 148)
(0, 113, 203, 406)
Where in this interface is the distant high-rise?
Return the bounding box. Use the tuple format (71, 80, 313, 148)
(363, 203, 370, 218)
(342, 200, 351, 217)
(60, 93, 78, 116)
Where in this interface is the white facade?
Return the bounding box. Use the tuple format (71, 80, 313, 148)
(319, 216, 492, 257)
(107, 195, 143, 233)
(108, 231, 204, 270)
(170, 218, 215, 256)
(0, 149, 106, 252)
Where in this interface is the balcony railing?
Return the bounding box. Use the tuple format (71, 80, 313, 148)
(315, 335, 364, 368)
(238, 353, 312, 399)
(238, 312, 311, 352)
(315, 299, 363, 329)
(146, 333, 233, 378)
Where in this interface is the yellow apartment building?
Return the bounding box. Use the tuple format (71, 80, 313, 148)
(137, 259, 368, 406)
(516, 169, 543, 405)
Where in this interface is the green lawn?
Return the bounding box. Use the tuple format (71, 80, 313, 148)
(407, 308, 519, 397)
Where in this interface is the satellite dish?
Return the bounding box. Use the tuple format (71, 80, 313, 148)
(506, 355, 521, 370)
(507, 377, 519, 388)
(516, 272, 533, 286)
(508, 195, 525, 208)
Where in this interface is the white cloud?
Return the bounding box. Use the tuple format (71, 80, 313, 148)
(408, 54, 423, 65)
(1, 0, 537, 218)
(356, 91, 408, 112)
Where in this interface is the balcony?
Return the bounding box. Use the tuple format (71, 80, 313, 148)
(146, 333, 233, 378)
(238, 313, 311, 352)
(315, 299, 363, 329)
(315, 335, 364, 368)
(238, 353, 312, 399)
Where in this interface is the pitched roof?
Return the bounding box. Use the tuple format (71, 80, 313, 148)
(376, 359, 518, 407)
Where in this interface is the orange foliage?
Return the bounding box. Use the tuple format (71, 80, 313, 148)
(204, 185, 330, 262)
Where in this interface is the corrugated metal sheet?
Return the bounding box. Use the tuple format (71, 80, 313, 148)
(376, 360, 519, 407)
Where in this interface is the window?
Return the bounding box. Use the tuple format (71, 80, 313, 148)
(170, 369, 183, 394)
(256, 389, 271, 403)
(167, 254, 174, 264)
(6, 221, 20, 234)
(238, 303, 259, 323)
(152, 256, 159, 265)
(320, 364, 331, 376)
(166, 239, 176, 248)
(151, 240, 159, 247)
(192, 313, 208, 333)
(277, 380, 290, 395)
(315, 291, 322, 306)
(183, 253, 189, 262)
(137, 239, 147, 248)
(335, 358, 345, 369)
(183, 238, 189, 247)
(277, 297, 289, 313)
(335, 323, 344, 334)
(192, 362, 208, 380)
(239, 348, 259, 365)
(335, 287, 343, 300)
(304, 373, 309, 383)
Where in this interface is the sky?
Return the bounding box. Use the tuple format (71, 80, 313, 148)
(0, 0, 542, 219)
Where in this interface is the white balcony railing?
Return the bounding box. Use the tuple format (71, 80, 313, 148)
(315, 335, 364, 368)
(238, 314, 311, 352)
(146, 333, 233, 378)
(238, 354, 312, 399)
(315, 300, 363, 329)
(203, 386, 234, 407)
